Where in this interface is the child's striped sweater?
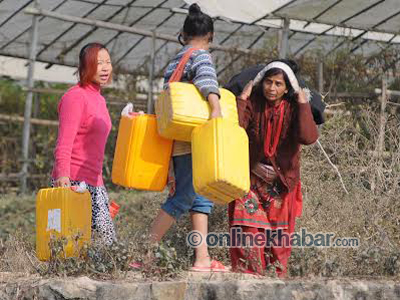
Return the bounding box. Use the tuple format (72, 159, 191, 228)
(163, 45, 220, 99)
(163, 45, 220, 156)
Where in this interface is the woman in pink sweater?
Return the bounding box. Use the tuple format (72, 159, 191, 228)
(51, 42, 115, 245)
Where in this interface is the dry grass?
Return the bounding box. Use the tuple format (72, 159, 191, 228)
(0, 108, 399, 280)
(292, 106, 400, 278)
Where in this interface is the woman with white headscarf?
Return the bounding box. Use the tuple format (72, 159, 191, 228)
(228, 59, 318, 277)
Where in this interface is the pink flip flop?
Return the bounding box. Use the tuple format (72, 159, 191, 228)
(189, 260, 230, 273)
(129, 261, 143, 269)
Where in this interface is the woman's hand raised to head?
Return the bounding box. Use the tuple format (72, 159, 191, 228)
(296, 89, 308, 104)
(239, 80, 253, 101)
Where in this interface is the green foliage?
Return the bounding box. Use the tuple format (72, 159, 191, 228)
(0, 194, 36, 242)
(1, 42, 398, 191)
(0, 78, 26, 114)
(0, 78, 127, 191)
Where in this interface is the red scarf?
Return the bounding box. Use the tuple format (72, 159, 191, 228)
(264, 100, 286, 157)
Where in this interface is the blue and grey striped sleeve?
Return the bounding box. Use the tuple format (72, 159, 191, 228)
(191, 50, 220, 99)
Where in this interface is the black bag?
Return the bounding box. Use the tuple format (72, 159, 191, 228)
(224, 65, 326, 125)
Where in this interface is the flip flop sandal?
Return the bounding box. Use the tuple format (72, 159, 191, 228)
(129, 261, 143, 269)
(189, 260, 230, 273)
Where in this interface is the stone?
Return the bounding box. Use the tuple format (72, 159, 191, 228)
(152, 281, 187, 300)
(0, 273, 399, 300)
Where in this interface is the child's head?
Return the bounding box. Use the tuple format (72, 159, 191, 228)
(180, 3, 214, 45)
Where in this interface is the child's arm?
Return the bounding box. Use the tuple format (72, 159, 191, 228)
(191, 50, 222, 118)
(208, 93, 222, 118)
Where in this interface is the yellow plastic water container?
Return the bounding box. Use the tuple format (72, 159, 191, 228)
(191, 118, 250, 205)
(112, 113, 173, 191)
(155, 82, 239, 142)
(36, 187, 92, 261)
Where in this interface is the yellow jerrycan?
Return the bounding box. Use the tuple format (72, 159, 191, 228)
(191, 118, 250, 205)
(36, 187, 92, 261)
(112, 113, 173, 191)
(156, 82, 239, 142)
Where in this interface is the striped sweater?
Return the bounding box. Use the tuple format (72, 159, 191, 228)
(163, 45, 220, 98)
(163, 45, 220, 156)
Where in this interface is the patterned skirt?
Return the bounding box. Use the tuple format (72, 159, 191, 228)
(228, 168, 302, 232)
(51, 179, 116, 245)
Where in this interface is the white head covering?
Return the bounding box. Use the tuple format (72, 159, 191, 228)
(253, 61, 300, 93)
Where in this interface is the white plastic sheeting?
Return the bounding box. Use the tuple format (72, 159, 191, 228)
(187, 0, 400, 44)
(0, 0, 399, 75)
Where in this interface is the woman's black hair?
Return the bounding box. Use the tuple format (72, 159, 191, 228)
(253, 59, 299, 104)
(180, 3, 214, 44)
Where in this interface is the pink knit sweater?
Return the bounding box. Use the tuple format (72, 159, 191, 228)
(51, 83, 111, 186)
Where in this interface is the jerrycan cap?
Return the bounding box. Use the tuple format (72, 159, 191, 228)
(70, 181, 87, 193)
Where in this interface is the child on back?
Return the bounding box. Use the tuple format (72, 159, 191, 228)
(144, 3, 227, 272)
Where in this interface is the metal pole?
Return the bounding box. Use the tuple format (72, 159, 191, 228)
(147, 30, 156, 114)
(24, 7, 251, 55)
(377, 75, 387, 157)
(279, 18, 290, 59)
(20, 0, 40, 193)
(317, 59, 324, 94)
(371, 74, 388, 192)
(374, 88, 400, 97)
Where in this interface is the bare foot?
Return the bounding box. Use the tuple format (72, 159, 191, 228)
(193, 255, 211, 268)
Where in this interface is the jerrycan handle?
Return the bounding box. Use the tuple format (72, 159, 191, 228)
(121, 103, 145, 118)
(128, 111, 145, 117)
